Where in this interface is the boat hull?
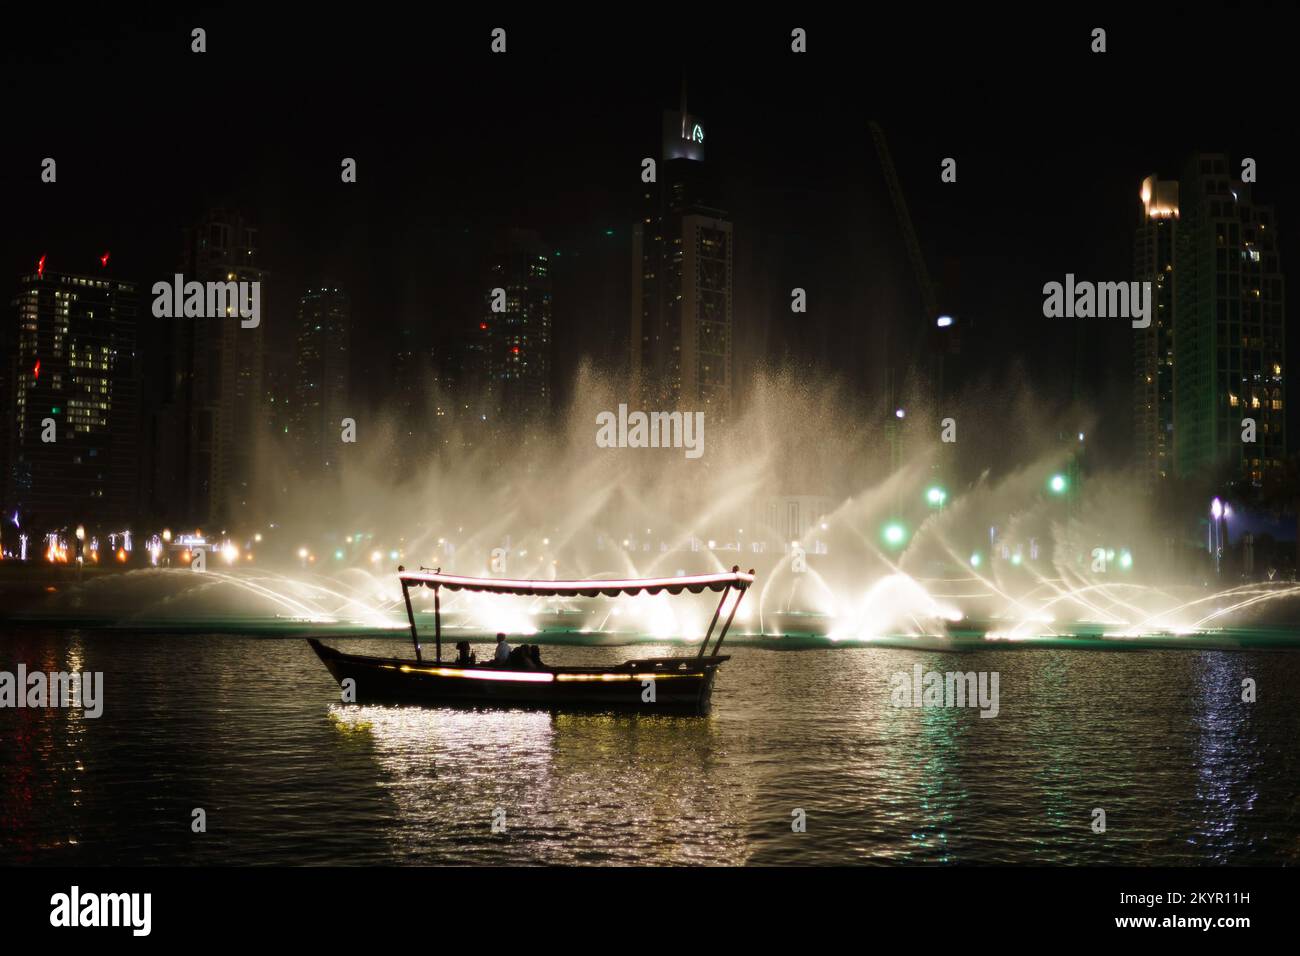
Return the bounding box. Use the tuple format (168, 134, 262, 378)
(307, 639, 725, 713)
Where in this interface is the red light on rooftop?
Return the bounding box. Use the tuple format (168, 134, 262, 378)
(33, 359, 40, 381)
(37, 255, 46, 277)
(480, 322, 488, 331)
(100, 251, 110, 268)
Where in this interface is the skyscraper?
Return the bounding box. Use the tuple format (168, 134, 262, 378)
(151, 209, 267, 526)
(0, 315, 11, 517)
(294, 287, 351, 475)
(1172, 154, 1286, 484)
(263, 347, 295, 442)
(4, 262, 139, 528)
(483, 228, 553, 422)
(630, 97, 734, 418)
(1134, 174, 1179, 489)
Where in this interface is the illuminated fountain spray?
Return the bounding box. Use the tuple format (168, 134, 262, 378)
(28, 369, 1300, 642)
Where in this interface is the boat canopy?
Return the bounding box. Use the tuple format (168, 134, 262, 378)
(398, 569, 754, 598)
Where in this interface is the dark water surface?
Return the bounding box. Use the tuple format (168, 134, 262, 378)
(1, 631, 1297, 865)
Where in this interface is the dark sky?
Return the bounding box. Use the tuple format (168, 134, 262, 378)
(4, 7, 1298, 467)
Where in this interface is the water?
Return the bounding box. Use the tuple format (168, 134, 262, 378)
(2, 630, 1297, 865)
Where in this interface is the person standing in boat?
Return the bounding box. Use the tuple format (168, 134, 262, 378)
(493, 633, 511, 665)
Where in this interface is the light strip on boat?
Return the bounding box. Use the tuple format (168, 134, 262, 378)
(378, 665, 704, 683)
(554, 672, 703, 682)
(387, 664, 555, 683)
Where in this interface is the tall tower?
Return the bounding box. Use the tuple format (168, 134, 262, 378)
(5, 261, 139, 528)
(153, 209, 267, 526)
(631, 86, 733, 418)
(1173, 154, 1285, 483)
(1134, 174, 1179, 489)
(483, 228, 553, 422)
(294, 286, 351, 476)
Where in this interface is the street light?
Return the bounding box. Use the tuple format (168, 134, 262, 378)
(882, 522, 907, 548)
(1048, 473, 1068, 495)
(925, 486, 947, 508)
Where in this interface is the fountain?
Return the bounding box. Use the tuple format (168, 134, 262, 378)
(10, 365, 1300, 649)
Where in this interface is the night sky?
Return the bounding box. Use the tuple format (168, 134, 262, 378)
(4, 8, 1298, 468)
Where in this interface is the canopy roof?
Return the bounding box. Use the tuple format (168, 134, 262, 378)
(399, 569, 754, 598)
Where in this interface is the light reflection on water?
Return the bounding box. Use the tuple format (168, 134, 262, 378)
(1, 631, 1298, 865)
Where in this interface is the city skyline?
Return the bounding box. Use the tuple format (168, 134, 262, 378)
(6, 8, 1300, 920)
(4, 134, 1293, 529)
(3, 12, 1294, 432)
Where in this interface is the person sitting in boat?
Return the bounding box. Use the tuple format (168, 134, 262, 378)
(454, 641, 476, 665)
(493, 633, 511, 665)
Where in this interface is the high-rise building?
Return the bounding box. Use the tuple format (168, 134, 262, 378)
(1172, 154, 1286, 483)
(630, 98, 734, 418)
(294, 287, 351, 475)
(263, 347, 295, 442)
(4, 262, 139, 528)
(151, 209, 267, 526)
(483, 228, 552, 422)
(1134, 175, 1179, 488)
(0, 315, 11, 517)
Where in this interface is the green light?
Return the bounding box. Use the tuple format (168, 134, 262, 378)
(1048, 474, 1068, 495)
(882, 522, 907, 547)
(1011, 553, 1022, 566)
(51, 406, 61, 414)
(1119, 550, 1133, 569)
(925, 486, 947, 507)
(334, 549, 344, 560)
(970, 553, 981, 567)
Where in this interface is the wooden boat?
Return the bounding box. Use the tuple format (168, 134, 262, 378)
(308, 566, 755, 713)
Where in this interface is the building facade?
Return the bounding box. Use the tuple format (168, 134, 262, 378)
(5, 262, 139, 528)
(483, 228, 552, 422)
(294, 286, 351, 475)
(151, 208, 267, 526)
(630, 107, 734, 419)
(1172, 154, 1286, 483)
(1134, 174, 1179, 488)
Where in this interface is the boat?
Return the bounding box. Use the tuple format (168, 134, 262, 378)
(308, 565, 755, 713)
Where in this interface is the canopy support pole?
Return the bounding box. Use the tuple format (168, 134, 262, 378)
(697, 587, 729, 658)
(434, 585, 442, 663)
(709, 567, 753, 657)
(711, 585, 746, 656)
(402, 581, 422, 662)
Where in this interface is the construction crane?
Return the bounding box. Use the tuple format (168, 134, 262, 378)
(868, 121, 939, 325)
(869, 121, 956, 499)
